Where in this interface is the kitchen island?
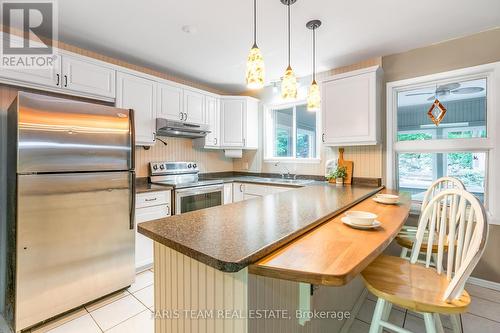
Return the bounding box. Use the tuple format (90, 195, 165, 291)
(138, 183, 411, 333)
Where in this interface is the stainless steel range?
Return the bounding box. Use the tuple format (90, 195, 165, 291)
(149, 162, 223, 215)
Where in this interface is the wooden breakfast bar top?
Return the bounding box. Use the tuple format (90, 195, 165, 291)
(249, 190, 411, 286)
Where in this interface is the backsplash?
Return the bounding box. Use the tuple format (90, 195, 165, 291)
(135, 139, 234, 177)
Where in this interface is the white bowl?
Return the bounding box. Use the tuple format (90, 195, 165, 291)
(375, 194, 400, 204)
(344, 211, 378, 226)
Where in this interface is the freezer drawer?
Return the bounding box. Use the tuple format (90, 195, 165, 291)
(15, 172, 135, 331)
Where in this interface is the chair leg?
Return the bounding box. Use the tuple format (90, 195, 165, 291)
(400, 247, 409, 259)
(369, 298, 386, 333)
(423, 313, 437, 333)
(433, 313, 445, 333)
(450, 314, 462, 333)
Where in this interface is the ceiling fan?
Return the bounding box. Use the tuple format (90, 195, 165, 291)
(406, 83, 485, 101)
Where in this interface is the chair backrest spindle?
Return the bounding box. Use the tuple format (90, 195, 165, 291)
(410, 189, 488, 301)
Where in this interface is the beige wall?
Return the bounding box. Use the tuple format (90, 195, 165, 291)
(136, 140, 233, 177)
(382, 27, 500, 283)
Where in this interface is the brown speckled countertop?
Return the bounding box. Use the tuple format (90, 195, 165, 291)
(136, 177, 173, 194)
(138, 183, 383, 272)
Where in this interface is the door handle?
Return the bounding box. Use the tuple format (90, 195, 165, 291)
(130, 173, 136, 230)
(56, 73, 60, 86)
(184, 112, 188, 121)
(64, 75, 68, 87)
(240, 184, 244, 192)
(214, 138, 217, 145)
(166, 205, 170, 216)
(322, 133, 325, 143)
(243, 138, 246, 147)
(179, 112, 184, 121)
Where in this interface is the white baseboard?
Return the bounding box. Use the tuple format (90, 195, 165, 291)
(467, 276, 500, 292)
(340, 288, 368, 333)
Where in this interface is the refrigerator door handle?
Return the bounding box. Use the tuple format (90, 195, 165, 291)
(130, 172, 136, 230)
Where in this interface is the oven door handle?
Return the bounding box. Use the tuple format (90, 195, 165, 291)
(175, 184, 224, 196)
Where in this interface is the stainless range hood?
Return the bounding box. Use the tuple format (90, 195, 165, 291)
(156, 118, 210, 138)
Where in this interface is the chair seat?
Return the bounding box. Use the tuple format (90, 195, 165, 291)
(361, 255, 470, 314)
(396, 226, 447, 253)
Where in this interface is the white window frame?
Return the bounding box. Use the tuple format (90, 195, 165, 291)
(386, 62, 500, 225)
(263, 100, 321, 163)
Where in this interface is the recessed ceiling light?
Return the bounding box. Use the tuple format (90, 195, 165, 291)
(181, 25, 198, 34)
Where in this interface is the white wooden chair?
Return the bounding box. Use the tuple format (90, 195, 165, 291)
(362, 189, 489, 333)
(396, 177, 466, 262)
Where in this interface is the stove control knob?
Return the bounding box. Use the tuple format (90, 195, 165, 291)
(152, 164, 158, 170)
(159, 164, 165, 170)
(193, 164, 197, 169)
(187, 163, 192, 168)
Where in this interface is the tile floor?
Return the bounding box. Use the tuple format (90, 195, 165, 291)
(6, 270, 500, 333)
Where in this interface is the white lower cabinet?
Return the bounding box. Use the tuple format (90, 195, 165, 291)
(232, 182, 291, 202)
(135, 190, 171, 271)
(223, 183, 233, 204)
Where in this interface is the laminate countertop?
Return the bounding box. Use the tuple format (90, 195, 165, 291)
(138, 183, 383, 272)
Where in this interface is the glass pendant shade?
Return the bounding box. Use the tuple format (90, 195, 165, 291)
(307, 80, 321, 111)
(281, 65, 297, 100)
(246, 44, 265, 89)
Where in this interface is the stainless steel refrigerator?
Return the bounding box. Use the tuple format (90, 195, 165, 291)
(5, 92, 136, 332)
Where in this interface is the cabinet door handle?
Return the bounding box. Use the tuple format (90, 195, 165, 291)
(184, 112, 188, 121)
(239, 184, 244, 192)
(322, 133, 325, 143)
(64, 75, 68, 87)
(243, 138, 246, 147)
(214, 138, 217, 145)
(166, 205, 170, 216)
(179, 112, 184, 121)
(56, 73, 60, 86)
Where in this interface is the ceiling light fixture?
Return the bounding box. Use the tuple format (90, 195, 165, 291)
(246, 0, 265, 89)
(306, 19, 321, 111)
(280, 0, 297, 100)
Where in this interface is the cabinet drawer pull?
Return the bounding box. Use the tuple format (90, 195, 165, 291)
(56, 73, 60, 86)
(145, 198, 157, 202)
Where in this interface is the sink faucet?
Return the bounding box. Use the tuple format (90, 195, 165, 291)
(274, 162, 296, 179)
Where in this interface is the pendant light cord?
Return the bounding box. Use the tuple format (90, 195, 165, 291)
(312, 26, 316, 81)
(287, 2, 291, 66)
(253, 0, 257, 46)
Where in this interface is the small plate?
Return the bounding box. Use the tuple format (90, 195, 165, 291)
(373, 197, 400, 205)
(341, 217, 381, 229)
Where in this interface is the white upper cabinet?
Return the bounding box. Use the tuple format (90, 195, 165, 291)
(116, 72, 157, 146)
(204, 96, 220, 148)
(221, 98, 245, 147)
(321, 66, 382, 146)
(220, 96, 259, 149)
(183, 89, 205, 124)
(157, 82, 183, 121)
(61, 54, 116, 98)
(0, 55, 62, 88)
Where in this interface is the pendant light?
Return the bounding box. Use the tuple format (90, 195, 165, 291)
(306, 20, 321, 111)
(280, 0, 297, 100)
(245, 0, 265, 89)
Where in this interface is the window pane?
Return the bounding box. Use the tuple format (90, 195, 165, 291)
(397, 78, 487, 141)
(273, 107, 293, 157)
(295, 104, 316, 158)
(398, 152, 486, 202)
